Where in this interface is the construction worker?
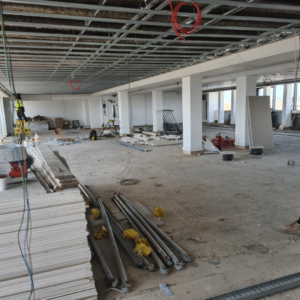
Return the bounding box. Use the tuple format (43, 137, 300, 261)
(14, 93, 28, 122)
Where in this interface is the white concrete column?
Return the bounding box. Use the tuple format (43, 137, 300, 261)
(235, 75, 257, 148)
(118, 91, 130, 136)
(152, 90, 163, 132)
(282, 84, 294, 128)
(182, 75, 203, 155)
(231, 90, 236, 125)
(0, 97, 7, 139)
(208, 92, 218, 123)
(218, 91, 225, 124)
(89, 98, 102, 129)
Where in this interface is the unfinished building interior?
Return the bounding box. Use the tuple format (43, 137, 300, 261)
(1, 0, 300, 299)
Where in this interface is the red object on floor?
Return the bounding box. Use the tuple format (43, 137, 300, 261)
(211, 133, 235, 150)
(9, 161, 28, 178)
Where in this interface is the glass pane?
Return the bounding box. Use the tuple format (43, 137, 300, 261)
(224, 91, 231, 111)
(275, 85, 283, 110)
(258, 88, 264, 96)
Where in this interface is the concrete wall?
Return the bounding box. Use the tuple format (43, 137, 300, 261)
(22, 98, 91, 127)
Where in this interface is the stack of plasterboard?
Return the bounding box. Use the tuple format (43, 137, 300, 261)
(0, 190, 97, 300)
(28, 121, 49, 133)
(28, 145, 79, 191)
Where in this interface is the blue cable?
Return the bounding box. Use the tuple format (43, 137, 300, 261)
(0, 7, 34, 299)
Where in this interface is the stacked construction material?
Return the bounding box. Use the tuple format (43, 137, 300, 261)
(80, 185, 191, 284)
(28, 121, 49, 133)
(28, 144, 79, 191)
(0, 190, 97, 300)
(55, 118, 64, 129)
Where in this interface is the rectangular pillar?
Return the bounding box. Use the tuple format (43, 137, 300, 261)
(182, 75, 203, 155)
(0, 97, 7, 139)
(118, 91, 130, 136)
(208, 92, 218, 123)
(235, 75, 257, 148)
(152, 90, 163, 132)
(282, 84, 294, 128)
(89, 98, 102, 129)
(231, 90, 236, 125)
(218, 91, 224, 124)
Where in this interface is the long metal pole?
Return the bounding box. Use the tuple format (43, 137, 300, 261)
(88, 234, 118, 288)
(114, 194, 173, 269)
(120, 195, 192, 263)
(105, 204, 154, 272)
(118, 194, 184, 270)
(98, 197, 131, 293)
(112, 195, 167, 275)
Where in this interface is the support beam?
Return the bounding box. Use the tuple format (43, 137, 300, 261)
(231, 90, 236, 125)
(118, 91, 130, 136)
(152, 90, 163, 132)
(282, 84, 294, 128)
(235, 75, 257, 149)
(83, 99, 90, 127)
(89, 98, 102, 129)
(182, 75, 203, 155)
(218, 91, 224, 125)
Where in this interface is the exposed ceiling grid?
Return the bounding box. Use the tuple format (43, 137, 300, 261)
(0, 0, 299, 94)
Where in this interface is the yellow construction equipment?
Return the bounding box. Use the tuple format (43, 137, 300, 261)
(14, 120, 31, 138)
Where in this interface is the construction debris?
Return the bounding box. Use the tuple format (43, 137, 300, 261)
(153, 206, 165, 218)
(209, 133, 235, 151)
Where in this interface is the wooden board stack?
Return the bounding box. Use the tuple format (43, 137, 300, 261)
(28, 145, 79, 191)
(0, 190, 98, 300)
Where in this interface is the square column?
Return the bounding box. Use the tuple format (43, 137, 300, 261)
(118, 91, 130, 136)
(182, 75, 203, 155)
(282, 84, 294, 128)
(89, 98, 102, 129)
(231, 90, 236, 125)
(235, 75, 257, 148)
(208, 91, 218, 123)
(218, 91, 224, 124)
(83, 99, 90, 127)
(152, 90, 163, 132)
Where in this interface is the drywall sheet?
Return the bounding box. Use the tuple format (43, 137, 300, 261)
(248, 96, 274, 150)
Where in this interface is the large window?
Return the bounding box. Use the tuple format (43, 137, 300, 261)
(258, 88, 264, 96)
(224, 91, 232, 111)
(275, 85, 283, 110)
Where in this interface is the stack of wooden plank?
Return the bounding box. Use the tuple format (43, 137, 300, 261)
(28, 144, 79, 191)
(0, 190, 98, 300)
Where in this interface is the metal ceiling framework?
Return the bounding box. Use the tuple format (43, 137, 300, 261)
(0, 0, 300, 94)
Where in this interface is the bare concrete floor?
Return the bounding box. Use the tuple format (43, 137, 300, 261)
(14, 128, 300, 299)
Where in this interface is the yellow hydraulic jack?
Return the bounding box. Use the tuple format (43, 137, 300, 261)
(14, 120, 31, 138)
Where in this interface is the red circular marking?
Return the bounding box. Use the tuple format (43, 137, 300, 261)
(263, 78, 272, 86)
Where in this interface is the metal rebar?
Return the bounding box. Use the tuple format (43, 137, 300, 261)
(106, 207, 154, 272)
(98, 197, 131, 293)
(120, 195, 192, 263)
(114, 194, 172, 271)
(112, 195, 165, 274)
(118, 194, 184, 271)
(78, 184, 99, 208)
(88, 234, 118, 288)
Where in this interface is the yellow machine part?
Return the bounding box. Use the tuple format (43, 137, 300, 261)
(134, 242, 152, 257)
(123, 229, 139, 240)
(93, 226, 108, 240)
(153, 206, 165, 218)
(91, 208, 101, 219)
(14, 120, 31, 137)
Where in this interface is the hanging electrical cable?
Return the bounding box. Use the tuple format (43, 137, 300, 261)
(168, 1, 202, 42)
(0, 2, 34, 299)
(68, 79, 81, 91)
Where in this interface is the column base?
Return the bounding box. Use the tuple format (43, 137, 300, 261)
(183, 150, 204, 156)
(120, 134, 130, 137)
(235, 145, 250, 150)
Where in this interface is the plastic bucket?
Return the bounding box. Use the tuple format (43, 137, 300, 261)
(0, 174, 8, 191)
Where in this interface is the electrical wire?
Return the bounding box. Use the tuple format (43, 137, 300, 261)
(168, 1, 202, 42)
(0, 3, 34, 299)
